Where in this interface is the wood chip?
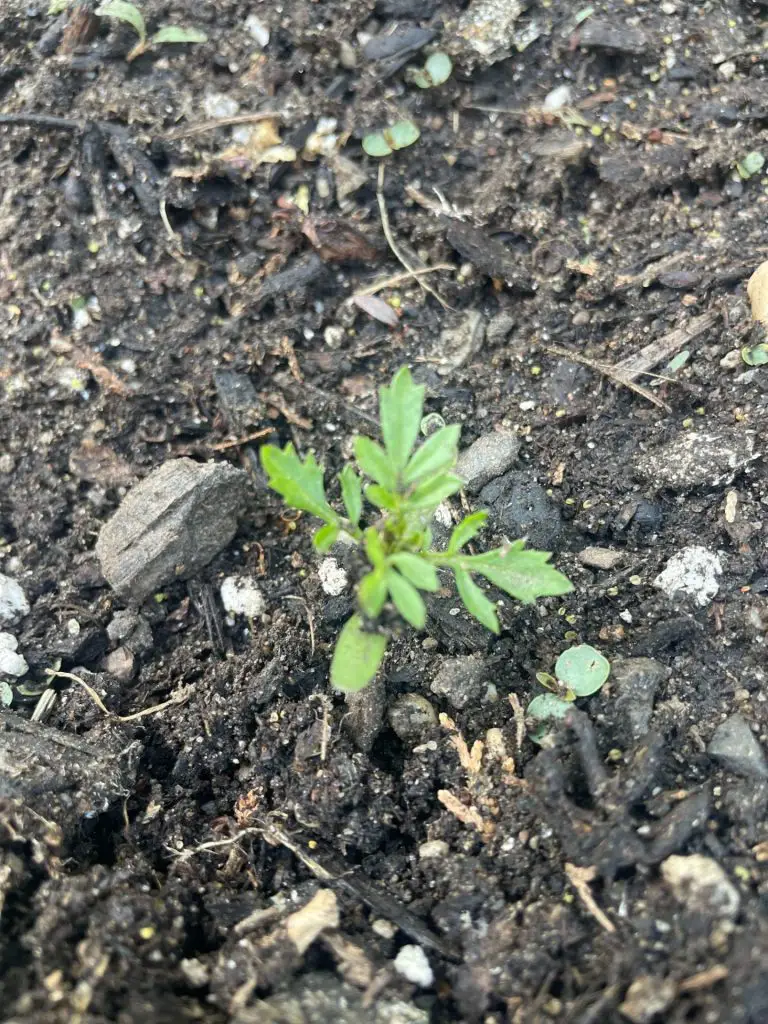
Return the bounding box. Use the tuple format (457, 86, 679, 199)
(285, 889, 339, 955)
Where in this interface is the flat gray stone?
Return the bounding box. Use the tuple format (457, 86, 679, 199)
(708, 713, 768, 780)
(96, 458, 248, 602)
(633, 428, 757, 492)
(612, 658, 669, 740)
(430, 654, 486, 709)
(456, 431, 520, 494)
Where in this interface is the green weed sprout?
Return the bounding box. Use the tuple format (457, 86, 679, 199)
(48, 1, 208, 61)
(528, 643, 610, 743)
(362, 120, 420, 158)
(409, 52, 453, 89)
(260, 367, 572, 692)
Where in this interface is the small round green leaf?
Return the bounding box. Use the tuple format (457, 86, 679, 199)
(737, 151, 765, 179)
(362, 132, 392, 157)
(384, 120, 420, 151)
(527, 693, 572, 721)
(742, 343, 768, 367)
(424, 52, 452, 86)
(555, 643, 610, 696)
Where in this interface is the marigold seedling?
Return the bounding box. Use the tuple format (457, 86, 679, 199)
(261, 367, 572, 692)
(410, 52, 453, 89)
(362, 120, 420, 158)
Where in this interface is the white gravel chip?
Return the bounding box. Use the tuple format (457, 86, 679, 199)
(0, 574, 30, 627)
(0, 632, 28, 678)
(393, 945, 434, 988)
(318, 557, 348, 596)
(653, 546, 722, 607)
(220, 577, 265, 618)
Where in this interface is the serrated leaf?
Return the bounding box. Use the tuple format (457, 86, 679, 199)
(339, 465, 362, 526)
(408, 473, 463, 510)
(464, 545, 572, 604)
(151, 25, 208, 45)
(389, 553, 439, 592)
(260, 443, 337, 524)
(330, 614, 387, 692)
(358, 568, 388, 618)
(363, 527, 386, 568)
(354, 435, 396, 489)
(379, 367, 424, 472)
(447, 510, 488, 554)
(527, 693, 572, 721)
(313, 523, 339, 553)
(403, 424, 460, 486)
(96, 0, 146, 42)
(365, 484, 399, 511)
(387, 569, 427, 629)
(555, 644, 610, 696)
(454, 569, 499, 633)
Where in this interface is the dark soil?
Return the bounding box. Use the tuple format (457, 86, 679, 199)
(2, 1, 768, 1021)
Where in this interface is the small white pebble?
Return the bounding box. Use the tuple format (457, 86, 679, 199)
(542, 84, 571, 112)
(244, 14, 270, 48)
(394, 945, 434, 988)
(371, 918, 397, 939)
(0, 634, 27, 678)
(318, 558, 348, 596)
(418, 840, 449, 860)
(0, 574, 29, 627)
(220, 577, 265, 618)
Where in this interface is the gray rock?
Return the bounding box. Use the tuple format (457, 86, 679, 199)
(456, 431, 520, 493)
(102, 646, 136, 682)
(633, 428, 757, 491)
(387, 693, 438, 742)
(242, 972, 428, 1024)
(430, 654, 485, 709)
(96, 459, 248, 602)
(0, 573, 29, 627)
(653, 546, 722, 607)
(456, 0, 524, 65)
(661, 854, 740, 919)
(612, 658, 669, 740)
(479, 472, 562, 550)
(708, 714, 768, 780)
(578, 18, 649, 55)
(578, 547, 623, 570)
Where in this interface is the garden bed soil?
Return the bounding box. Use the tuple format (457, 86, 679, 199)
(2, 1, 768, 1022)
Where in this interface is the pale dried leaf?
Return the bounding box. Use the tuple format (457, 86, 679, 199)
(352, 293, 400, 327)
(747, 260, 768, 324)
(285, 889, 339, 954)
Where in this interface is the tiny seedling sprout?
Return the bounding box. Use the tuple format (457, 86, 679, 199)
(527, 643, 610, 743)
(48, 1, 208, 61)
(362, 120, 420, 158)
(260, 367, 572, 692)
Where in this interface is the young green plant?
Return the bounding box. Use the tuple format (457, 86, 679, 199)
(260, 367, 573, 692)
(527, 643, 610, 744)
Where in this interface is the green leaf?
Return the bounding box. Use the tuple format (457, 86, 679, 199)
(96, 0, 147, 42)
(354, 436, 396, 489)
(260, 443, 337, 524)
(330, 614, 387, 692)
(555, 644, 610, 696)
(363, 527, 386, 568)
(389, 553, 439, 592)
(313, 523, 340, 553)
(447, 510, 488, 554)
(365, 484, 399, 511)
(151, 25, 208, 45)
(358, 568, 388, 618)
(403, 424, 460, 485)
(408, 473, 463, 510)
(527, 693, 573, 721)
(454, 569, 499, 633)
(383, 120, 420, 151)
(48, 0, 70, 13)
(424, 51, 453, 86)
(464, 543, 572, 604)
(339, 465, 362, 526)
(379, 367, 424, 472)
(737, 151, 765, 180)
(742, 343, 768, 366)
(362, 132, 392, 158)
(387, 570, 427, 629)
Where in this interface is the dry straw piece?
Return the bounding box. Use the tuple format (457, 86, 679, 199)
(747, 260, 768, 323)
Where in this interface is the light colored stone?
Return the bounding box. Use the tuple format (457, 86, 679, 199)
(318, 558, 348, 596)
(456, 431, 520, 494)
(0, 632, 27, 678)
(418, 840, 449, 860)
(393, 945, 434, 987)
(653, 546, 722, 607)
(577, 547, 623, 570)
(220, 576, 265, 618)
(619, 975, 677, 1024)
(634, 428, 757, 491)
(244, 14, 269, 48)
(661, 854, 740, 919)
(0, 574, 29, 628)
(708, 714, 768, 780)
